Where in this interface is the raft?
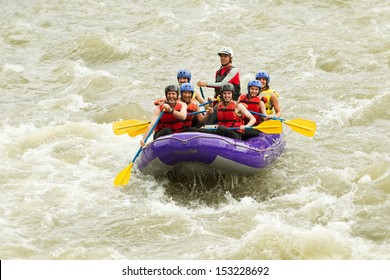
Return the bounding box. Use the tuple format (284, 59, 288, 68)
(137, 132, 285, 176)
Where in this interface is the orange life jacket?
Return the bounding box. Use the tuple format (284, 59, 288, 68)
(183, 100, 197, 129)
(217, 101, 244, 134)
(238, 94, 262, 125)
(155, 102, 184, 133)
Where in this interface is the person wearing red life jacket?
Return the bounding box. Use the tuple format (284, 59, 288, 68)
(180, 83, 213, 131)
(238, 80, 267, 140)
(140, 85, 187, 147)
(255, 71, 282, 118)
(197, 47, 241, 102)
(198, 83, 255, 140)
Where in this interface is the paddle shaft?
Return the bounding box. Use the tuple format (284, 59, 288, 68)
(131, 111, 164, 163)
(248, 111, 282, 121)
(199, 87, 205, 99)
(199, 100, 211, 107)
(187, 110, 206, 116)
(199, 96, 220, 107)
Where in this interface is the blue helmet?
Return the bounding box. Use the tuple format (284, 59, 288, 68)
(177, 69, 191, 82)
(255, 71, 270, 86)
(180, 83, 194, 96)
(247, 80, 262, 95)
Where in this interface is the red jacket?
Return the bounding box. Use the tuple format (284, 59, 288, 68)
(217, 101, 244, 134)
(155, 102, 184, 133)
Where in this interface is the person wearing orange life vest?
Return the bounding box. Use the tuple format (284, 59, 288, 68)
(238, 80, 267, 140)
(256, 71, 282, 118)
(197, 47, 240, 102)
(140, 85, 187, 147)
(180, 83, 213, 131)
(198, 83, 256, 140)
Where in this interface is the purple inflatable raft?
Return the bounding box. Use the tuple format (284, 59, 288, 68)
(137, 132, 285, 176)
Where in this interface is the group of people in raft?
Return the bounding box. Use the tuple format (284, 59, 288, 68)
(140, 47, 282, 147)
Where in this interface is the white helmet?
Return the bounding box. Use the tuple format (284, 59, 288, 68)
(218, 47, 234, 58)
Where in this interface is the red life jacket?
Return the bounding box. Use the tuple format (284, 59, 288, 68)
(214, 66, 240, 100)
(183, 100, 197, 129)
(217, 101, 244, 134)
(155, 102, 184, 133)
(238, 94, 262, 125)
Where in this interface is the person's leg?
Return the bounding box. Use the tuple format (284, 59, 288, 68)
(154, 127, 173, 140)
(241, 129, 260, 140)
(197, 127, 217, 135)
(204, 105, 218, 125)
(182, 127, 199, 132)
(216, 126, 242, 139)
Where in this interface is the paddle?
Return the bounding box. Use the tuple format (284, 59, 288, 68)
(199, 87, 205, 99)
(249, 111, 316, 137)
(114, 111, 164, 187)
(127, 124, 151, 137)
(198, 96, 220, 107)
(114, 110, 209, 136)
(187, 110, 206, 116)
(199, 100, 210, 107)
(206, 120, 282, 134)
(113, 120, 150, 135)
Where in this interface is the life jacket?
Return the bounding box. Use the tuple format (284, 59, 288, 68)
(182, 100, 197, 129)
(214, 66, 241, 101)
(155, 102, 184, 133)
(217, 101, 244, 134)
(238, 94, 267, 125)
(261, 89, 279, 115)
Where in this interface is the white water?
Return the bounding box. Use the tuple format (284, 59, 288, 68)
(1, 0, 389, 259)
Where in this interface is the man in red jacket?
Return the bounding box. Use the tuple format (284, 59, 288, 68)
(140, 85, 187, 147)
(197, 47, 241, 101)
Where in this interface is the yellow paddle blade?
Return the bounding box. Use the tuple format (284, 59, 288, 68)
(127, 124, 150, 137)
(254, 120, 283, 134)
(283, 118, 316, 137)
(114, 163, 133, 187)
(113, 120, 150, 135)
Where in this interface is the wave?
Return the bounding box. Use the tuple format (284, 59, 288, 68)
(69, 33, 134, 65)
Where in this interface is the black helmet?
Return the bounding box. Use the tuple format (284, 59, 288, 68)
(165, 84, 179, 95)
(220, 83, 235, 93)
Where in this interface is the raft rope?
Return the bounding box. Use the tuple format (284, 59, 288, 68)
(152, 134, 285, 154)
